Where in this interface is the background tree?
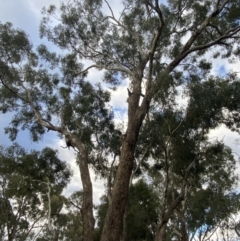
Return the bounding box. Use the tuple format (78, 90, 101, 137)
(139, 73, 240, 240)
(36, 191, 83, 241)
(0, 143, 71, 241)
(96, 179, 159, 241)
(1, 1, 240, 241)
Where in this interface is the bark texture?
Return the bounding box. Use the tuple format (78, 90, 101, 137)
(100, 77, 150, 241)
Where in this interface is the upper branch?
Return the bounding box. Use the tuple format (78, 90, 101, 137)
(168, 25, 240, 72)
(145, 1, 165, 95)
(26, 90, 63, 133)
(167, 0, 239, 72)
(72, 64, 133, 78)
(103, 0, 146, 56)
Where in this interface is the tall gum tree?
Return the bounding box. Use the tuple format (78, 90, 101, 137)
(0, 21, 115, 241)
(1, 0, 240, 241)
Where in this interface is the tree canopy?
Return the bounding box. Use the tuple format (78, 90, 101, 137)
(1, 0, 240, 241)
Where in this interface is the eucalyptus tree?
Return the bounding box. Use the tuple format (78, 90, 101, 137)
(0, 21, 116, 241)
(134, 75, 240, 241)
(1, 1, 240, 241)
(0, 143, 71, 241)
(163, 141, 240, 241)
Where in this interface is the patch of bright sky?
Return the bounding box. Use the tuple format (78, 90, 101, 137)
(218, 65, 227, 77)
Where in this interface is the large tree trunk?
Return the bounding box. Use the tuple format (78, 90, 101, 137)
(100, 79, 150, 241)
(100, 139, 136, 241)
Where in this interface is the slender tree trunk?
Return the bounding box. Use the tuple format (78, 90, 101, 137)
(26, 110, 95, 241)
(77, 149, 95, 241)
(53, 231, 59, 241)
(59, 131, 95, 241)
(8, 231, 16, 241)
(180, 223, 188, 241)
(178, 204, 188, 241)
(154, 195, 184, 241)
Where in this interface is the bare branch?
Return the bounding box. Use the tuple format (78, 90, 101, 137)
(25, 90, 65, 134)
(166, 116, 187, 148)
(102, 4, 146, 57)
(207, 23, 223, 36)
(145, 1, 165, 95)
(69, 200, 82, 212)
(104, 0, 115, 19)
(130, 141, 152, 185)
(70, 64, 133, 77)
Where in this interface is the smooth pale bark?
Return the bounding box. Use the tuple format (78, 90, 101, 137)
(154, 161, 195, 241)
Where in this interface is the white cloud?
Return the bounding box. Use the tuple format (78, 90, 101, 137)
(110, 86, 128, 110)
(209, 124, 240, 156)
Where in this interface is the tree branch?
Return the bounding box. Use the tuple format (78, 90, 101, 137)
(0, 77, 29, 103)
(168, 26, 240, 72)
(145, 1, 165, 96)
(103, 0, 146, 57)
(167, 0, 238, 72)
(69, 200, 82, 212)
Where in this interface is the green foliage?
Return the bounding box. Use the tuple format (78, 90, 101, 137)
(95, 179, 159, 241)
(0, 22, 115, 148)
(0, 22, 32, 64)
(135, 77, 240, 239)
(126, 180, 159, 241)
(1, 0, 240, 240)
(36, 191, 83, 241)
(0, 143, 72, 240)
